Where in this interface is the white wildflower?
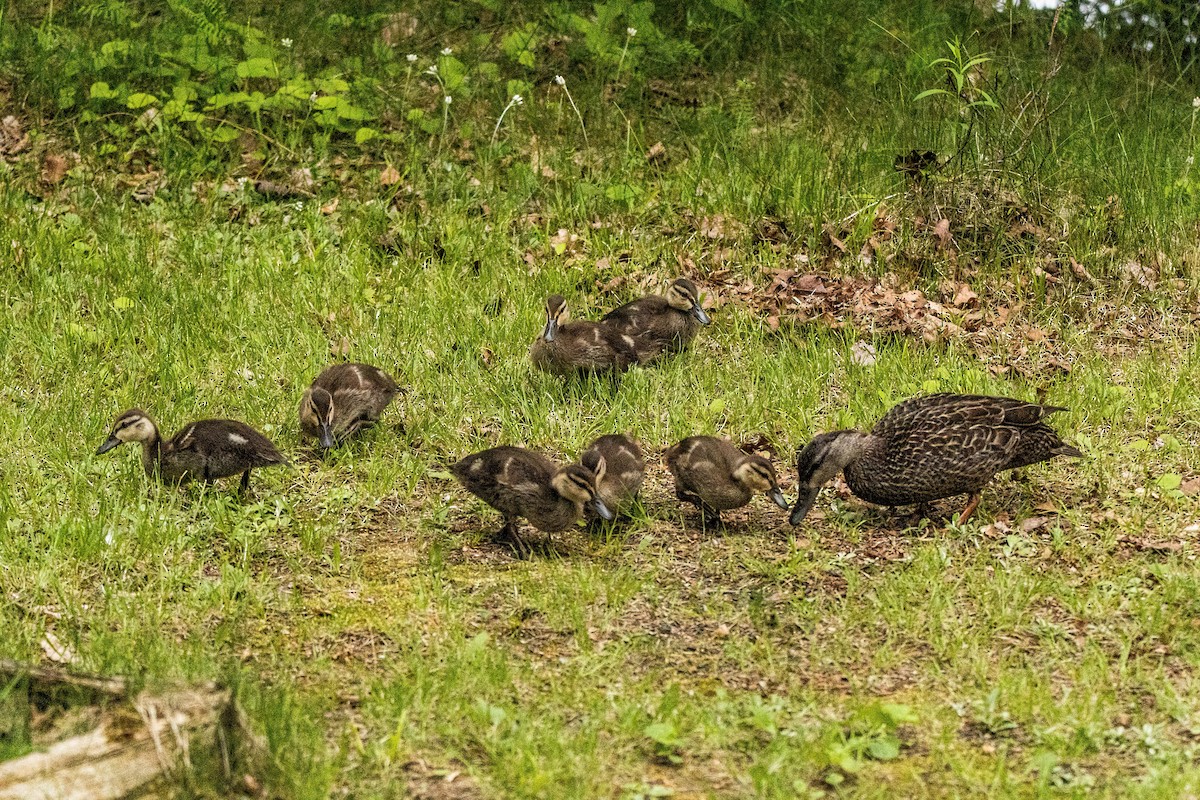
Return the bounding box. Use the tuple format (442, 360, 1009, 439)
(309, 91, 318, 102)
(512, 94, 524, 105)
(554, 75, 566, 86)
(441, 47, 453, 55)
(444, 95, 452, 105)
(1193, 96, 1200, 109)
(425, 65, 438, 75)
(281, 37, 293, 49)
(406, 53, 418, 62)
(626, 27, 637, 37)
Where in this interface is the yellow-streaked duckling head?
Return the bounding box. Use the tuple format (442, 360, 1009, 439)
(665, 278, 711, 324)
(550, 461, 613, 521)
(299, 386, 337, 449)
(96, 409, 157, 454)
(733, 454, 789, 509)
(541, 294, 571, 342)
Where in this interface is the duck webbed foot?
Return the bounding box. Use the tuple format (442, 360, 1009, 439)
(494, 518, 531, 558)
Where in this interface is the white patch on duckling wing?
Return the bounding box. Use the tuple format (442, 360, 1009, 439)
(228, 432, 250, 445)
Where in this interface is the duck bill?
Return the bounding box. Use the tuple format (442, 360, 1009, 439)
(318, 424, 336, 450)
(591, 497, 614, 521)
(769, 487, 789, 510)
(95, 435, 121, 455)
(542, 318, 558, 342)
(690, 304, 711, 325)
(789, 487, 820, 525)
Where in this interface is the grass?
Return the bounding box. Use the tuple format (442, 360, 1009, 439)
(5, 14, 1200, 797)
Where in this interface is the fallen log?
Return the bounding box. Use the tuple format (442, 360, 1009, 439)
(0, 663, 236, 800)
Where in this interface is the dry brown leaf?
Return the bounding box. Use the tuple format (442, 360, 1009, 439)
(1122, 260, 1157, 290)
(767, 269, 796, 293)
(40, 153, 70, 184)
(821, 224, 847, 254)
(700, 214, 739, 241)
(952, 284, 979, 308)
(548, 228, 583, 257)
(932, 218, 953, 250)
(41, 630, 75, 664)
(321, 197, 340, 215)
(850, 341, 877, 367)
(380, 12, 418, 46)
(1019, 516, 1049, 533)
(1119, 535, 1183, 554)
(380, 165, 402, 186)
(330, 337, 352, 359)
(1, 115, 29, 158)
(1180, 477, 1200, 496)
(645, 141, 666, 164)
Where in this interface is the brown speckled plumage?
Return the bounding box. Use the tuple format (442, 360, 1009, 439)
(451, 445, 612, 552)
(601, 277, 710, 362)
(790, 393, 1083, 525)
(530, 295, 638, 376)
(299, 362, 400, 449)
(580, 434, 645, 516)
(665, 436, 788, 527)
(96, 408, 287, 493)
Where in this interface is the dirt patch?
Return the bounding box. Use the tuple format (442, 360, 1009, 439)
(304, 628, 396, 666)
(401, 756, 484, 800)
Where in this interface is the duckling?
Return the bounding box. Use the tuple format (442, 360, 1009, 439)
(529, 295, 638, 376)
(790, 393, 1083, 527)
(665, 436, 788, 527)
(450, 445, 613, 553)
(96, 408, 287, 493)
(601, 277, 711, 362)
(580, 434, 645, 517)
(299, 362, 400, 450)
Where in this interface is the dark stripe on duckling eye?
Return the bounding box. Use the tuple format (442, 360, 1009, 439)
(568, 476, 593, 495)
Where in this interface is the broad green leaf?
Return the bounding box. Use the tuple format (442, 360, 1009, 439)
(100, 39, 131, 58)
(355, 127, 379, 144)
(335, 99, 369, 120)
(208, 125, 241, 143)
(125, 93, 158, 109)
(315, 77, 350, 94)
(880, 703, 919, 725)
(1158, 473, 1182, 491)
(501, 23, 539, 68)
(236, 57, 278, 79)
(867, 735, 901, 761)
(643, 722, 677, 744)
(90, 81, 119, 100)
(604, 183, 643, 202)
(439, 55, 467, 91)
(207, 92, 251, 109)
(506, 79, 532, 99)
(112, 297, 134, 310)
